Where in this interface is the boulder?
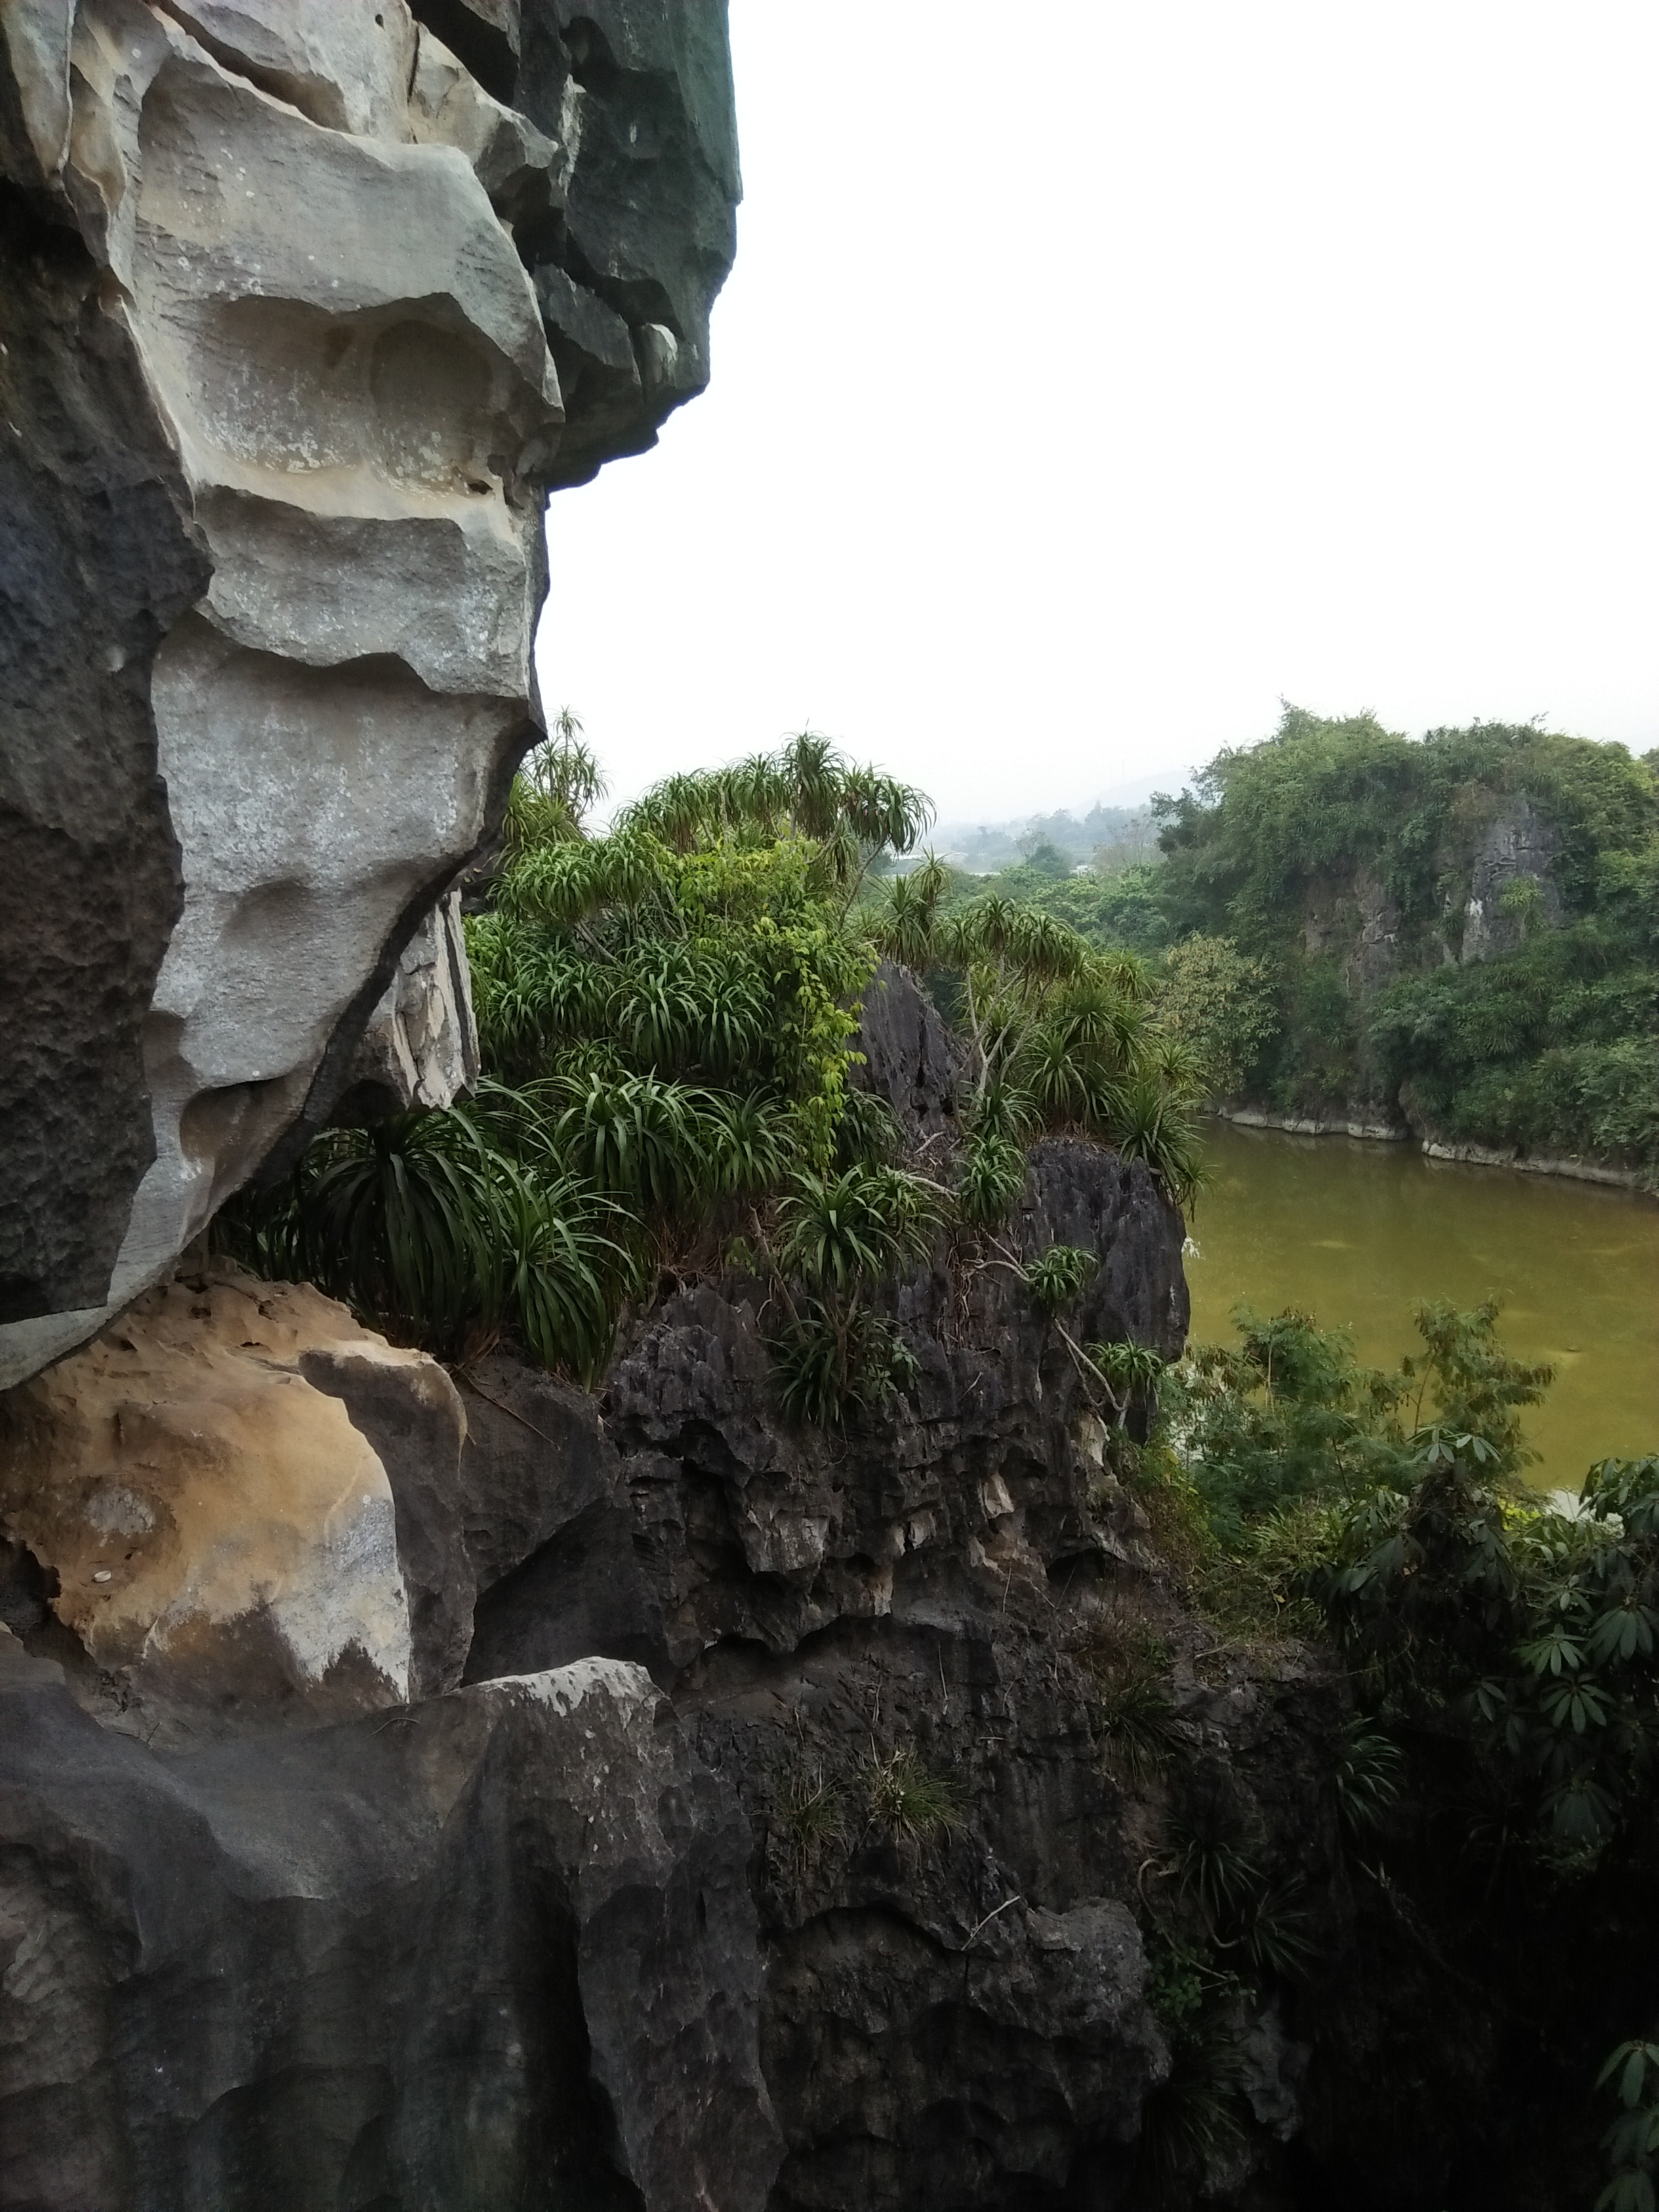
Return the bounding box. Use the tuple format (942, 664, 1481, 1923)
(0, 1262, 470, 1738)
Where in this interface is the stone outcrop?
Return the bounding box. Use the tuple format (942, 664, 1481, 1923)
(340, 887, 481, 1118)
(0, 0, 738, 1387)
(0, 1635, 780, 2211)
(0, 1261, 469, 1738)
(1458, 794, 1563, 962)
(1, 973, 1291, 2206)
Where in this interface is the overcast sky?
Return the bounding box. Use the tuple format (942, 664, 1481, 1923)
(537, 1, 1659, 824)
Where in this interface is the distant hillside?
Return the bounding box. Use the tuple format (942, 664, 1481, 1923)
(930, 802, 1160, 876)
(935, 710, 1659, 1181)
(1158, 710, 1658, 1174)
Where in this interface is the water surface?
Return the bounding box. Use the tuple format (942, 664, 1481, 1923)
(1183, 1119, 1659, 1491)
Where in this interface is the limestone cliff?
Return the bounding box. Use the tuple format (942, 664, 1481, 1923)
(0, 0, 738, 1386)
(0, 974, 1363, 2207)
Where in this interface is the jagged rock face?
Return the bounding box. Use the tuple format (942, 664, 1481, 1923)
(0, 974, 1268, 2207)
(0, 0, 737, 1387)
(1458, 794, 1563, 962)
(436, 993, 1345, 2207)
(0, 1637, 781, 2211)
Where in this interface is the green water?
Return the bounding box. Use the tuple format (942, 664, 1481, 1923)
(1183, 1119, 1659, 1492)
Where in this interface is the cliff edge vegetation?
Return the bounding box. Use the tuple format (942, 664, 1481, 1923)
(225, 731, 1204, 1402)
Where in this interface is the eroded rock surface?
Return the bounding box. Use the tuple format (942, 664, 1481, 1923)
(1458, 794, 1563, 962)
(0, 1636, 779, 2211)
(0, 975, 1256, 2207)
(341, 886, 481, 1118)
(0, 0, 738, 1385)
(0, 1261, 470, 1737)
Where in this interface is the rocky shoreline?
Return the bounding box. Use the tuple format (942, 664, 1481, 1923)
(1212, 1104, 1654, 1193)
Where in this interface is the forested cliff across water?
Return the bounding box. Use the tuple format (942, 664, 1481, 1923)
(955, 710, 1659, 1185)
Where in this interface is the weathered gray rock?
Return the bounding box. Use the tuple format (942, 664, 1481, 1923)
(0, 0, 738, 1387)
(340, 888, 481, 1118)
(1459, 794, 1563, 962)
(0, 968, 1361, 2206)
(458, 1351, 674, 1683)
(851, 957, 966, 1143)
(0, 1635, 781, 2211)
(448, 975, 1231, 2206)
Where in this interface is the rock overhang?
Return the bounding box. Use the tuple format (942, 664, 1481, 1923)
(0, 0, 739, 1385)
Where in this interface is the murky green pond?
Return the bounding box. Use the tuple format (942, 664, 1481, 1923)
(1183, 1118, 1659, 1492)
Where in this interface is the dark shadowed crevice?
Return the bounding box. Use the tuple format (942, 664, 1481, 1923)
(407, 0, 520, 103)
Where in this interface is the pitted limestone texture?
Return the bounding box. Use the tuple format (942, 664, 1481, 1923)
(0, 0, 738, 1386)
(0, 1635, 781, 2209)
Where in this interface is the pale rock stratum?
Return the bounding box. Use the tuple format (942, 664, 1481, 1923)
(0, 1262, 450, 1735)
(0, 0, 738, 1385)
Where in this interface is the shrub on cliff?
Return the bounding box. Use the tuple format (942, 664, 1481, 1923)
(1148, 934, 1278, 1102)
(863, 861, 1206, 1206)
(228, 729, 1204, 1399)
(220, 1085, 623, 1376)
(1146, 1292, 1659, 2200)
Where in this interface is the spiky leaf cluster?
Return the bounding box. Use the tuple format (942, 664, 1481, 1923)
(866, 859, 1204, 1208)
(230, 730, 1202, 1412)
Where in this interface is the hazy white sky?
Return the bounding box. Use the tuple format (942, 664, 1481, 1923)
(538, 1, 1659, 823)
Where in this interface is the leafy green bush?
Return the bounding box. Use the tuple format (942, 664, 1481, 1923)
(234, 736, 944, 1395)
(1151, 934, 1278, 1099)
(1160, 1298, 1551, 1554)
(218, 1085, 621, 1376)
(770, 1298, 920, 1427)
(1155, 1288, 1659, 2190)
(956, 1127, 1029, 1225)
(953, 857, 1174, 956)
(865, 866, 1205, 1207)
(1373, 938, 1659, 1173)
(1087, 1658, 1183, 1782)
(1597, 2040, 1659, 2212)
(1331, 1724, 1404, 1837)
(1134, 1986, 1248, 2197)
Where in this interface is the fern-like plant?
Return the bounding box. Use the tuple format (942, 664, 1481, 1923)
(218, 1088, 621, 1378)
(771, 1755, 848, 1878)
(771, 1298, 918, 1427)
